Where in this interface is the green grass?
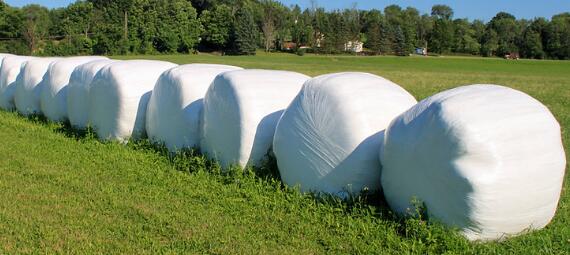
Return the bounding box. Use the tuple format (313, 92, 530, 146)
(0, 53, 569, 254)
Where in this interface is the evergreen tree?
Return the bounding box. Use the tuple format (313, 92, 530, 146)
(378, 19, 392, 54)
(231, 7, 258, 55)
(394, 26, 407, 56)
(365, 22, 381, 54)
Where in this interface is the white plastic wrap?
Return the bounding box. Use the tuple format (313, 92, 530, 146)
(0, 53, 14, 63)
(273, 72, 417, 196)
(0, 56, 34, 110)
(380, 84, 566, 241)
(146, 64, 242, 151)
(0, 53, 14, 71)
(40, 56, 108, 122)
(67, 59, 118, 128)
(201, 69, 310, 168)
(14, 57, 61, 115)
(89, 60, 177, 141)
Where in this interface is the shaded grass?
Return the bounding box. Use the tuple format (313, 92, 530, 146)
(0, 53, 569, 253)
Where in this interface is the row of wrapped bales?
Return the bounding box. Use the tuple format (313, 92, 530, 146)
(0, 54, 565, 242)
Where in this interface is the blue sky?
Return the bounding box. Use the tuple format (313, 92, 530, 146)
(5, 0, 570, 21)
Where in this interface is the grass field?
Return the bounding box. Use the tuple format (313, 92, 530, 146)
(0, 52, 568, 254)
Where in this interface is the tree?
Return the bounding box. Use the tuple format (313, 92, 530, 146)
(200, 4, 233, 50)
(431, 4, 453, 20)
(521, 29, 544, 59)
(481, 29, 499, 56)
(545, 13, 570, 59)
(0, 3, 26, 54)
(366, 21, 381, 54)
(21, 4, 50, 54)
(401, 7, 419, 54)
(394, 26, 407, 56)
(487, 12, 519, 56)
(66, 0, 94, 37)
(453, 18, 480, 54)
(290, 5, 305, 47)
(378, 19, 392, 54)
(416, 14, 432, 50)
(231, 7, 258, 55)
(429, 4, 454, 54)
(260, 0, 278, 52)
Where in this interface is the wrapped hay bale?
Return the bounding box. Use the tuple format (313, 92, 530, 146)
(67, 59, 118, 129)
(14, 57, 61, 115)
(89, 60, 177, 141)
(146, 64, 242, 151)
(0, 56, 34, 110)
(201, 69, 310, 168)
(40, 56, 108, 122)
(273, 72, 417, 196)
(381, 84, 566, 241)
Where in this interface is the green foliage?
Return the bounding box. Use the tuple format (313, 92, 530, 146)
(153, 0, 202, 53)
(200, 4, 233, 50)
(365, 22, 382, 54)
(1, 1, 570, 59)
(394, 26, 408, 56)
(545, 13, 570, 60)
(21, 4, 50, 54)
(521, 23, 545, 59)
(231, 7, 258, 55)
(429, 5, 454, 54)
(453, 19, 480, 55)
(487, 12, 520, 57)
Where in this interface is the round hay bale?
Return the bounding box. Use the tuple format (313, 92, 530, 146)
(146, 64, 242, 151)
(0, 56, 34, 110)
(273, 72, 417, 196)
(381, 84, 566, 241)
(67, 59, 118, 129)
(40, 56, 108, 122)
(89, 60, 177, 141)
(14, 57, 61, 116)
(201, 69, 310, 168)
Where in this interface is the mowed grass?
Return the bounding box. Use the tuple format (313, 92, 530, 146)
(0, 52, 568, 253)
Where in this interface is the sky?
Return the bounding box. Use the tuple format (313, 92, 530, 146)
(4, 0, 570, 21)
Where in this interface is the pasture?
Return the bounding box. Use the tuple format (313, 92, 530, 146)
(0, 53, 568, 253)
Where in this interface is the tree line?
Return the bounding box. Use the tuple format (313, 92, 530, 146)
(1, 0, 569, 59)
